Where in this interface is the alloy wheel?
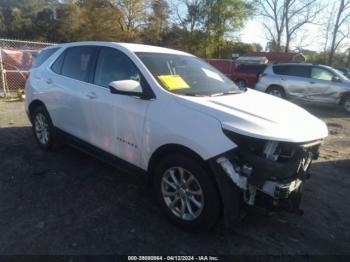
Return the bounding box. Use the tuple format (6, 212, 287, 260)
(34, 113, 50, 145)
(161, 167, 204, 221)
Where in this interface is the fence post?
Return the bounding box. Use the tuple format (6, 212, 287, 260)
(0, 47, 7, 98)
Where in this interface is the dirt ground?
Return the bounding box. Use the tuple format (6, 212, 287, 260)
(0, 100, 349, 255)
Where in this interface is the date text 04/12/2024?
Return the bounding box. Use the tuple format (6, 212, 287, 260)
(127, 256, 219, 261)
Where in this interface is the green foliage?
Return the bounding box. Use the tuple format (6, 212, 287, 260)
(0, 0, 256, 58)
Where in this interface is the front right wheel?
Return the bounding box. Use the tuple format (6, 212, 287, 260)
(153, 154, 221, 231)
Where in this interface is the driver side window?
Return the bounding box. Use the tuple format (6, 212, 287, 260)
(311, 67, 334, 81)
(94, 47, 141, 88)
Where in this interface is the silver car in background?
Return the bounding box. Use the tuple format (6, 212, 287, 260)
(255, 63, 350, 113)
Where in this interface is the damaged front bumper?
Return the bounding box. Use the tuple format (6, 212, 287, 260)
(208, 138, 322, 226)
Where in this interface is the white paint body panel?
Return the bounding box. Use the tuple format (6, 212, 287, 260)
(175, 88, 328, 143)
(25, 41, 328, 172)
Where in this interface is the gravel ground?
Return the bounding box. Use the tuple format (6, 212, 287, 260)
(0, 100, 349, 255)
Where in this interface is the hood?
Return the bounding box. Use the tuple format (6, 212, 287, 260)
(174, 89, 328, 143)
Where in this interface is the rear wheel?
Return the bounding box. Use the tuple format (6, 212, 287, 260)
(266, 86, 286, 99)
(153, 154, 221, 231)
(31, 106, 57, 151)
(342, 94, 350, 113)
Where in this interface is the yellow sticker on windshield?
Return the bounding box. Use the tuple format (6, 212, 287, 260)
(158, 75, 190, 90)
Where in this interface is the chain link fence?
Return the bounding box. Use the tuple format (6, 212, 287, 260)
(0, 38, 55, 98)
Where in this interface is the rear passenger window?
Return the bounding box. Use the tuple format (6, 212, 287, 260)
(32, 47, 59, 68)
(273, 65, 289, 75)
(94, 47, 141, 88)
(273, 65, 310, 78)
(287, 66, 310, 77)
(61, 47, 95, 82)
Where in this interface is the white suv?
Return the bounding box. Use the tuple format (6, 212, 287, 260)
(25, 42, 328, 230)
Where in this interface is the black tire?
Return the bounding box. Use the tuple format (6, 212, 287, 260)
(341, 94, 350, 113)
(266, 85, 286, 99)
(31, 105, 57, 151)
(235, 79, 246, 89)
(153, 153, 221, 231)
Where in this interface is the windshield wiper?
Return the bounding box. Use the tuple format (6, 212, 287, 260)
(209, 90, 242, 97)
(182, 93, 208, 97)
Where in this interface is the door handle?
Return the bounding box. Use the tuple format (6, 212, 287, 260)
(309, 81, 315, 84)
(85, 92, 98, 99)
(46, 78, 53, 85)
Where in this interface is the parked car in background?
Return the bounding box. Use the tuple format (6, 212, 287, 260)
(256, 63, 350, 113)
(335, 66, 350, 79)
(232, 64, 267, 88)
(205, 59, 235, 78)
(26, 42, 328, 230)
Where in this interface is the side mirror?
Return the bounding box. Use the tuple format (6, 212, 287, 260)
(109, 80, 142, 96)
(332, 76, 342, 83)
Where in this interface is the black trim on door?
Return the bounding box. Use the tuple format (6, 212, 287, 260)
(55, 127, 146, 176)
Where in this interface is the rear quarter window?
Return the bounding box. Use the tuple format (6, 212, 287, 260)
(238, 65, 267, 74)
(32, 47, 59, 69)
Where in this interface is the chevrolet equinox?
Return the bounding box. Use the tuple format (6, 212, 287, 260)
(25, 42, 328, 230)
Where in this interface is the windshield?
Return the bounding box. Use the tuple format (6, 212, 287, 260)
(136, 52, 242, 96)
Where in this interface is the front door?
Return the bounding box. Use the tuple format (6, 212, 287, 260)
(84, 47, 151, 167)
(308, 66, 341, 103)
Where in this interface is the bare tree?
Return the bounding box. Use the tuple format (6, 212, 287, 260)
(284, 0, 320, 52)
(328, 0, 350, 65)
(257, 0, 286, 52)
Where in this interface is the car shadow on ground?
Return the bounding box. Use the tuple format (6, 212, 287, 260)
(0, 126, 349, 255)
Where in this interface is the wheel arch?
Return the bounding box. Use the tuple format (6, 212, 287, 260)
(147, 143, 206, 176)
(147, 143, 224, 214)
(339, 91, 350, 105)
(28, 99, 47, 119)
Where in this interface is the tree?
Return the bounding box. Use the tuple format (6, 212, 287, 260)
(257, 0, 286, 52)
(0, 0, 58, 39)
(114, 0, 149, 40)
(76, 0, 125, 41)
(284, 0, 320, 52)
(169, 0, 205, 52)
(328, 0, 350, 65)
(257, 0, 321, 53)
(141, 0, 169, 44)
(202, 0, 253, 57)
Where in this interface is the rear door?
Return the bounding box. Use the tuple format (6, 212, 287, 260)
(47, 46, 97, 140)
(273, 65, 312, 99)
(308, 66, 340, 103)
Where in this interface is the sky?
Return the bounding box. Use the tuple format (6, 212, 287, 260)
(239, 19, 324, 52)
